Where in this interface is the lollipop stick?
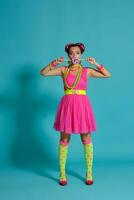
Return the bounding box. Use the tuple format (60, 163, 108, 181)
(64, 58, 87, 62)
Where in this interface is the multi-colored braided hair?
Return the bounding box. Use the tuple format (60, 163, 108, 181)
(65, 42, 85, 54)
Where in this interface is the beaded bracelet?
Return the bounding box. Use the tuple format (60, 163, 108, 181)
(97, 64, 105, 72)
(50, 57, 64, 67)
(50, 59, 58, 67)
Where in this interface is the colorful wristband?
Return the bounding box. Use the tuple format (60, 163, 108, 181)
(97, 64, 105, 71)
(50, 57, 64, 67)
(50, 60, 57, 67)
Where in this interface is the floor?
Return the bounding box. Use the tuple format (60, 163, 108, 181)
(0, 160, 133, 200)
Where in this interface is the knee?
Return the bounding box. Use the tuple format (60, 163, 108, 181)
(60, 132, 71, 146)
(59, 136, 71, 146)
(81, 134, 92, 145)
(59, 139, 70, 146)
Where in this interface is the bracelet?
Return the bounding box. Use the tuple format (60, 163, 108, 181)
(97, 64, 105, 72)
(50, 59, 58, 67)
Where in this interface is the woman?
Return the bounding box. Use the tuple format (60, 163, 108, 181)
(40, 42, 111, 186)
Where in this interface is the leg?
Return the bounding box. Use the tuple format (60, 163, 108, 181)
(80, 133, 94, 185)
(59, 131, 71, 185)
(80, 132, 92, 144)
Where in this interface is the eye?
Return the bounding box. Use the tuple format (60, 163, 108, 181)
(69, 52, 73, 55)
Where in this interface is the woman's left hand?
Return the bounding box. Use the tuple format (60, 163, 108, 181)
(86, 57, 97, 65)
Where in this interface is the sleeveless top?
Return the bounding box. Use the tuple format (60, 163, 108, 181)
(61, 66, 88, 91)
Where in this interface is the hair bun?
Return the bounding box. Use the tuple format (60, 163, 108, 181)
(75, 43, 85, 51)
(65, 43, 73, 52)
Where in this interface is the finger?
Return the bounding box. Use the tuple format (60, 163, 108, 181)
(58, 58, 63, 61)
(58, 60, 63, 63)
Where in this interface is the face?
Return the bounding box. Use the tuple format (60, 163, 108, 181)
(68, 46, 82, 64)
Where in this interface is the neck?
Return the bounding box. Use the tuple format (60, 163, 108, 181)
(69, 63, 82, 68)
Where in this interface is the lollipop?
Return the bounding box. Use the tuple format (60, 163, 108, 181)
(71, 57, 80, 64)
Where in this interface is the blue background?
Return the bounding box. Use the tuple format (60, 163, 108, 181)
(0, 0, 134, 199)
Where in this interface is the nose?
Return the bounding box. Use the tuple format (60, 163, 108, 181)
(72, 54, 79, 58)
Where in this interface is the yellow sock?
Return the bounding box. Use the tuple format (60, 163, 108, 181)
(83, 142, 93, 180)
(59, 141, 69, 181)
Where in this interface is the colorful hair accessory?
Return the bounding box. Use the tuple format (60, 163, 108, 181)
(75, 43, 85, 52)
(65, 42, 85, 53)
(65, 43, 73, 52)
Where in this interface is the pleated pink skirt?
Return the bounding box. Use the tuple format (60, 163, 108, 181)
(53, 94, 97, 134)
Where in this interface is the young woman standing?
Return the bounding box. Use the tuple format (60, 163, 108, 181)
(40, 42, 111, 186)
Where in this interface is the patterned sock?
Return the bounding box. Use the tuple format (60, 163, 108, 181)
(59, 140, 69, 181)
(82, 137, 93, 180)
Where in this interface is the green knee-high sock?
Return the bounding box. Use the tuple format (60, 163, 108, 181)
(59, 141, 69, 181)
(83, 142, 93, 180)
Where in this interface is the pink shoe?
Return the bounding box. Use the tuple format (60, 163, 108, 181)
(85, 179, 94, 185)
(59, 179, 67, 186)
(85, 172, 94, 185)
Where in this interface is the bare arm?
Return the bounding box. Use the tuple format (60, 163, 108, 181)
(40, 57, 65, 76)
(86, 57, 111, 78)
(87, 66, 111, 78)
(40, 64, 65, 76)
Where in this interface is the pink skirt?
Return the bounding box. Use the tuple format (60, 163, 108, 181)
(53, 94, 97, 134)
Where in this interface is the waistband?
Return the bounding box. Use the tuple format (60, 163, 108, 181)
(64, 89, 87, 95)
